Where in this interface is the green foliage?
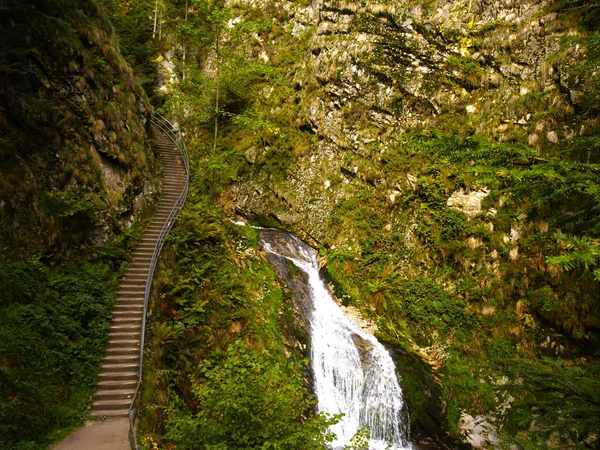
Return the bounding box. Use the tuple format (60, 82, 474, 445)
(218, 61, 277, 118)
(404, 129, 600, 238)
(546, 233, 600, 280)
(501, 358, 600, 447)
(484, 337, 517, 360)
(445, 55, 485, 89)
(1, 0, 152, 256)
(141, 0, 600, 447)
(442, 354, 496, 417)
(164, 340, 338, 449)
(0, 1, 152, 446)
(440, 208, 472, 241)
(343, 426, 371, 450)
(550, 0, 600, 31)
(564, 132, 600, 163)
(0, 244, 131, 447)
(103, 0, 158, 95)
(140, 148, 334, 447)
(444, 398, 461, 436)
(392, 277, 479, 338)
(47, 185, 104, 221)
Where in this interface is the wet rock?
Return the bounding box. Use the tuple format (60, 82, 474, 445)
(351, 333, 376, 370)
(467, 237, 482, 249)
(341, 304, 378, 335)
(510, 227, 520, 243)
(516, 300, 525, 318)
(406, 173, 417, 190)
(528, 133, 539, 145)
(258, 229, 314, 323)
(481, 306, 496, 316)
(245, 145, 259, 164)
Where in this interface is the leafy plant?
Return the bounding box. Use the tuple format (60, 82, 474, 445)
(0, 251, 127, 447)
(500, 358, 600, 447)
(164, 340, 338, 449)
(546, 233, 600, 280)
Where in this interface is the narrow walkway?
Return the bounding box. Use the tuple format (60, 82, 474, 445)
(52, 418, 130, 450)
(92, 128, 187, 418)
(54, 126, 187, 449)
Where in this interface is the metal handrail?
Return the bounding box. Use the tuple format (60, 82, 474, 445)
(128, 112, 190, 450)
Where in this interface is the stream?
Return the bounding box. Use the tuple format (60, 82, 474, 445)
(258, 229, 412, 450)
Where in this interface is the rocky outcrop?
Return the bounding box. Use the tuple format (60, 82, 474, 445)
(229, 0, 593, 245)
(447, 188, 490, 219)
(0, 0, 157, 257)
(202, 0, 600, 447)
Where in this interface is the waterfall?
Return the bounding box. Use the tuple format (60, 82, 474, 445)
(259, 230, 412, 450)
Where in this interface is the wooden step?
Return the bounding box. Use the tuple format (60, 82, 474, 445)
(154, 207, 175, 214)
(155, 201, 178, 208)
(110, 324, 140, 333)
(136, 245, 157, 251)
(111, 317, 142, 325)
(116, 292, 145, 300)
(105, 339, 140, 349)
(113, 303, 143, 310)
(108, 331, 141, 340)
(92, 126, 185, 419)
(117, 285, 146, 293)
(113, 298, 144, 306)
(105, 347, 139, 356)
(154, 207, 176, 213)
(101, 362, 139, 373)
(102, 354, 140, 364)
(118, 278, 148, 287)
(112, 312, 142, 320)
(119, 274, 148, 282)
(111, 322, 142, 331)
(128, 257, 154, 265)
(90, 409, 130, 418)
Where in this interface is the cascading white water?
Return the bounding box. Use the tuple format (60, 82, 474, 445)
(261, 234, 412, 450)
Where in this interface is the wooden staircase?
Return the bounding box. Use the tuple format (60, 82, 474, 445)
(91, 127, 187, 418)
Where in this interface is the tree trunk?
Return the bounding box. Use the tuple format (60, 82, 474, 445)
(152, 0, 159, 39)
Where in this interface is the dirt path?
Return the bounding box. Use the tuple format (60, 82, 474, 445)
(52, 418, 130, 450)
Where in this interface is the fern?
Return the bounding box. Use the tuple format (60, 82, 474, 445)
(546, 233, 600, 279)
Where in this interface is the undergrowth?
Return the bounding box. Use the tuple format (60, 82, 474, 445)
(136, 0, 600, 447)
(139, 137, 337, 448)
(0, 0, 154, 446)
(0, 226, 141, 448)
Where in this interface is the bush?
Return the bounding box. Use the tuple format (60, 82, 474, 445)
(0, 256, 121, 447)
(164, 340, 337, 449)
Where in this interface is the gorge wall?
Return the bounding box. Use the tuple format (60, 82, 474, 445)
(0, 0, 157, 258)
(0, 1, 158, 446)
(150, 0, 600, 447)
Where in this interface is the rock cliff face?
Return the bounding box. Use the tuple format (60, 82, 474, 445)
(0, 1, 161, 446)
(202, 0, 600, 447)
(231, 0, 595, 241)
(0, 0, 157, 257)
(150, 0, 599, 447)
